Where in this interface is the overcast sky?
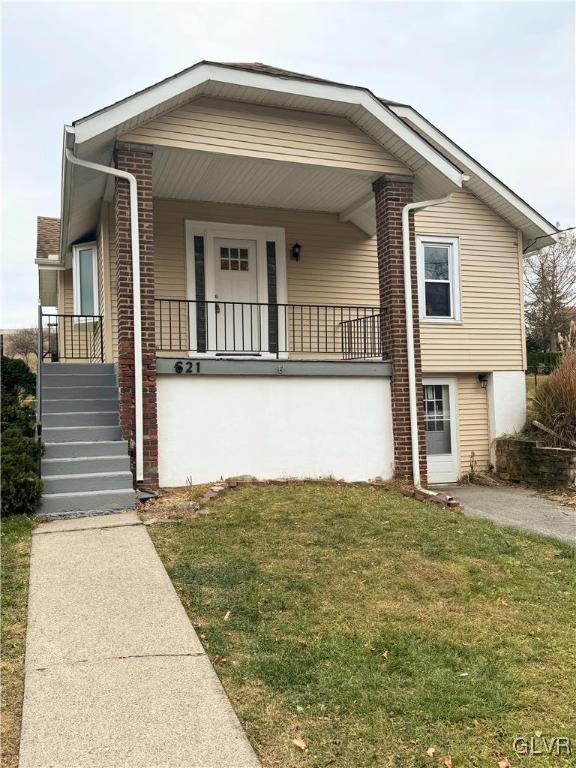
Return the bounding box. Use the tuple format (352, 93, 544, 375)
(1, 0, 574, 328)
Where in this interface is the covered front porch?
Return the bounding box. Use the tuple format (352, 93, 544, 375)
(151, 188, 386, 362)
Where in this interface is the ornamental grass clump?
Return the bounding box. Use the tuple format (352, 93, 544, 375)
(529, 348, 576, 447)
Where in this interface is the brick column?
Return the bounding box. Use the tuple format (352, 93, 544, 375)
(373, 174, 427, 485)
(114, 141, 158, 489)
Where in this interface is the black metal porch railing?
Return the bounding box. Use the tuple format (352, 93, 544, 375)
(155, 299, 384, 359)
(41, 312, 104, 363)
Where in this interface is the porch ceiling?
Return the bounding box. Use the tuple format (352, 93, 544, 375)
(150, 147, 379, 228)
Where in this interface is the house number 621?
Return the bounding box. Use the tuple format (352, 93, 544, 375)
(174, 361, 199, 374)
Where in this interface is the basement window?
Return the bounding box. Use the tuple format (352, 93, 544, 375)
(417, 236, 460, 321)
(72, 243, 98, 316)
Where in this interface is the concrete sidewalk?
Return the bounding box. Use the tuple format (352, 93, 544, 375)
(438, 484, 575, 545)
(19, 511, 260, 768)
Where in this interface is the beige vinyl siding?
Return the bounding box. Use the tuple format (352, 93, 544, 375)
(416, 189, 524, 373)
(154, 198, 381, 306)
(61, 268, 73, 315)
(97, 223, 105, 317)
(457, 374, 490, 476)
(97, 204, 116, 362)
(120, 97, 410, 174)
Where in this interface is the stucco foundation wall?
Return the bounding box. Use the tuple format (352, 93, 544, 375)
(157, 375, 394, 486)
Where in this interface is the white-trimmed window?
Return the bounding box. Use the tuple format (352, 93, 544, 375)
(72, 243, 98, 316)
(417, 236, 460, 321)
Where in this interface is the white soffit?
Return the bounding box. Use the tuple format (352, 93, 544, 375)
(153, 148, 379, 214)
(391, 105, 558, 248)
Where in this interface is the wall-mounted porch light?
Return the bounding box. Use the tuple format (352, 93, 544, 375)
(478, 373, 489, 389)
(290, 243, 302, 262)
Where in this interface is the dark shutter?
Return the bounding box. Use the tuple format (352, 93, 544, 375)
(194, 235, 207, 353)
(266, 241, 278, 355)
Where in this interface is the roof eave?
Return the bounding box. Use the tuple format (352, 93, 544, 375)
(391, 104, 558, 245)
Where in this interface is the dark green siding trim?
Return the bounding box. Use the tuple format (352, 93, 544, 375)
(194, 235, 206, 353)
(266, 241, 278, 354)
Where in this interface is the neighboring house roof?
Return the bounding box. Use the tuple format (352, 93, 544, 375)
(60, 60, 557, 257)
(36, 216, 60, 259)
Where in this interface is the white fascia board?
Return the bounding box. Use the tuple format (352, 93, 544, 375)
(59, 126, 75, 260)
(72, 64, 464, 189)
(35, 260, 65, 269)
(392, 105, 558, 241)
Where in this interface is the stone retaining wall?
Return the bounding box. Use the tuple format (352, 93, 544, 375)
(496, 437, 576, 488)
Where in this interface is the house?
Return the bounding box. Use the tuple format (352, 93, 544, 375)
(35, 61, 558, 515)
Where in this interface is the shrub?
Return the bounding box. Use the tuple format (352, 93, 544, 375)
(1, 356, 42, 516)
(529, 349, 576, 447)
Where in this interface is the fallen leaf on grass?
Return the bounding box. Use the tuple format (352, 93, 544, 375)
(442, 757, 452, 768)
(498, 760, 510, 768)
(382, 650, 389, 660)
(426, 746, 436, 757)
(223, 610, 231, 621)
(292, 738, 307, 751)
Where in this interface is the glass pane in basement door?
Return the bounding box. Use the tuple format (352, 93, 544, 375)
(424, 384, 451, 455)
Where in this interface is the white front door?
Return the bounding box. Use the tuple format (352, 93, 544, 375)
(212, 238, 259, 353)
(423, 378, 459, 483)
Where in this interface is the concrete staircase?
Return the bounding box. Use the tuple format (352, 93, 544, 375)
(40, 363, 135, 517)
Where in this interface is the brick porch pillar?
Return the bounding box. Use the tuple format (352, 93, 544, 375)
(373, 174, 427, 485)
(114, 141, 158, 489)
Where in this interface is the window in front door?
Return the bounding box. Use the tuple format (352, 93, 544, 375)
(220, 246, 249, 272)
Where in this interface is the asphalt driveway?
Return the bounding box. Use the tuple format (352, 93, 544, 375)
(437, 484, 575, 545)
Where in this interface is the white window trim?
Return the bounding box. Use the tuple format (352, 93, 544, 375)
(417, 235, 461, 323)
(184, 221, 287, 359)
(72, 242, 98, 316)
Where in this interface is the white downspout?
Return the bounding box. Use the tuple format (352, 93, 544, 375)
(402, 194, 453, 488)
(65, 147, 144, 483)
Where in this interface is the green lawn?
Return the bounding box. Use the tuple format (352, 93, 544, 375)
(148, 484, 575, 768)
(1, 516, 33, 768)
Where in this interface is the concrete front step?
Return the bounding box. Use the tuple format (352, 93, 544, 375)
(42, 455, 131, 476)
(43, 386, 118, 400)
(44, 411, 119, 428)
(43, 471, 134, 495)
(39, 488, 135, 517)
(43, 425, 122, 443)
(42, 363, 115, 375)
(43, 398, 117, 414)
(42, 373, 116, 388)
(43, 440, 129, 460)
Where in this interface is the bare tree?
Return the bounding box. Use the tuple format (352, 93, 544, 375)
(4, 328, 38, 363)
(524, 231, 576, 352)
